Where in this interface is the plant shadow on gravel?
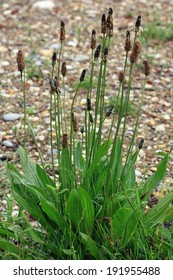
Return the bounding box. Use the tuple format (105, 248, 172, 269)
(0, 9, 173, 260)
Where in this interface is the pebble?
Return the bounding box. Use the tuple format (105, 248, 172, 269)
(68, 39, 78, 48)
(155, 124, 165, 132)
(32, 1, 55, 10)
(47, 148, 58, 156)
(70, 54, 89, 62)
(2, 113, 21, 121)
(0, 46, 8, 52)
(1, 61, 10, 66)
(44, 117, 50, 124)
(50, 43, 59, 49)
(135, 170, 142, 178)
(2, 140, 14, 148)
(39, 49, 53, 57)
(38, 135, 45, 142)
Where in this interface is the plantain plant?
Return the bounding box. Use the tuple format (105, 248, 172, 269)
(0, 9, 172, 260)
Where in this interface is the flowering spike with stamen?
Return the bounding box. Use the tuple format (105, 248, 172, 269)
(61, 62, 67, 76)
(124, 30, 132, 53)
(16, 50, 25, 77)
(101, 14, 106, 35)
(106, 7, 113, 37)
(118, 71, 125, 83)
(143, 60, 150, 76)
(130, 41, 142, 63)
(60, 20, 65, 42)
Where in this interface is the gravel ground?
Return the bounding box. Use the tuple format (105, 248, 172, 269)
(0, 0, 173, 203)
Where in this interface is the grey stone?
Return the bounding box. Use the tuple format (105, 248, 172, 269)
(32, 1, 55, 10)
(70, 54, 89, 62)
(155, 124, 165, 132)
(2, 113, 21, 121)
(2, 140, 14, 148)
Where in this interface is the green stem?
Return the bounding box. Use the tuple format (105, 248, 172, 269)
(63, 76, 67, 132)
(85, 61, 95, 164)
(58, 42, 63, 78)
(70, 83, 81, 160)
(123, 76, 147, 172)
(49, 91, 56, 184)
(22, 70, 27, 151)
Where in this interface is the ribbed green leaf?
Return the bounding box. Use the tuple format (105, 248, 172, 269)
(0, 238, 20, 254)
(120, 209, 138, 248)
(60, 148, 75, 190)
(80, 233, 103, 259)
(106, 137, 123, 195)
(17, 146, 40, 186)
(85, 140, 111, 179)
(39, 196, 68, 231)
(36, 164, 55, 188)
(66, 189, 83, 230)
(112, 207, 133, 240)
(13, 191, 48, 226)
(95, 165, 109, 194)
(122, 161, 136, 190)
(143, 192, 173, 226)
(74, 142, 85, 170)
(140, 155, 168, 203)
(78, 187, 94, 233)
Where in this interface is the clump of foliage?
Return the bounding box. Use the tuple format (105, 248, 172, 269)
(0, 10, 173, 260)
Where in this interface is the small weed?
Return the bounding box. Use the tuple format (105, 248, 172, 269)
(27, 106, 36, 115)
(142, 21, 173, 44)
(25, 56, 42, 80)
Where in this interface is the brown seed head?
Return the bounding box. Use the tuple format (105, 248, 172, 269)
(52, 52, 57, 67)
(16, 50, 25, 74)
(87, 98, 91, 111)
(62, 134, 68, 149)
(135, 15, 142, 32)
(80, 69, 87, 82)
(50, 76, 60, 94)
(130, 41, 142, 63)
(61, 61, 67, 76)
(101, 14, 106, 35)
(118, 71, 125, 83)
(91, 29, 96, 50)
(73, 116, 78, 132)
(89, 113, 94, 123)
(143, 60, 150, 76)
(139, 138, 144, 150)
(94, 44, 101, 61)
(80, 126, 85, 134)
(60, 20, 65, 42)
